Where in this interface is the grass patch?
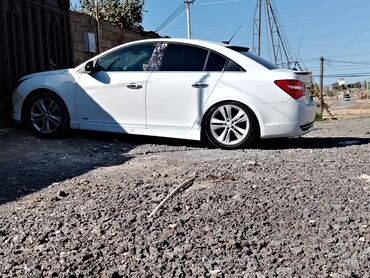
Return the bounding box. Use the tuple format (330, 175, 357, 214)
(315, 113, 323, 121)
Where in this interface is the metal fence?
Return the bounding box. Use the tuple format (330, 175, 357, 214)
(0, 0, 73, 117)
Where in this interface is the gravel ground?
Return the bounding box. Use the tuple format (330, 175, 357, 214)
(1, 118, 370, 277)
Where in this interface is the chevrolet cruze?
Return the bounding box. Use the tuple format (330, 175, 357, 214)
(12, 38, 316, 149)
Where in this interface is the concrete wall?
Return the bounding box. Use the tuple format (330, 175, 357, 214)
(70, 11, 158, 66)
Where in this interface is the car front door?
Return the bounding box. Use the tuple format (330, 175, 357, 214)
(75, 43, 155, 132)
(146, 43, 226, 129)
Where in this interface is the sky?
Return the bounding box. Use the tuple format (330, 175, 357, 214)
(71, 0, 370, 86)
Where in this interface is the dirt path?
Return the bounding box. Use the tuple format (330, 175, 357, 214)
(1, 119, 370, 277)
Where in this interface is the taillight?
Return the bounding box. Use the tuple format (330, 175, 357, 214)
(274, 80, 305, 99)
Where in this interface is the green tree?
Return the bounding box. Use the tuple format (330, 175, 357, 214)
(121, 0, 144, 31)
(331, 82, 346, 91)
(79, 0, 144, 31)
(331, 82, 340, 91)
(80, 0, 95, 15)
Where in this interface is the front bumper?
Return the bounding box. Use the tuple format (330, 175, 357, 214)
(12, 88, 24, 123)
(11, 112, 21, 122)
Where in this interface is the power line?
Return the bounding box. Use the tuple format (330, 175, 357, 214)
(198, 0, 240, 5)
(155, 2, 186, 32)
(279, 1, 370, 19)
(302, 51, 370, 62)
(296, 38, 370, 50)
(284, 14, 370, 31)
(333, 21, 370, 56)
(311, 64, 370, 69)
(288, 28, 370, 43)
(330, 60, 370, 65)
(312, 72, 370, 78)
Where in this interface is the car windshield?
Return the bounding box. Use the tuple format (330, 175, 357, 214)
(227, 46, 279, 70)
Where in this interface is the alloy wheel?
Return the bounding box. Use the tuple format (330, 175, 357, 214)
(30, 97, 62, 134)
(209, 104, 251, 146)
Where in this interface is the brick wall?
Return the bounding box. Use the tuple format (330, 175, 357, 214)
(70, 11, 159, 66)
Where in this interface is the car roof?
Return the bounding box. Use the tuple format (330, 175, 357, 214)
(135, 37, 229, 46)
(121, 38, 245, 51)
(75, 38, 267, 72)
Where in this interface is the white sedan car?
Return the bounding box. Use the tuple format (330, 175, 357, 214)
(12, 38, 316, 149)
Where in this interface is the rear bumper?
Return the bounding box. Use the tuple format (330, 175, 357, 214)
(300, 120, 314, 132)
(259, 98, 316, 138)
(262, 121, 314, 139)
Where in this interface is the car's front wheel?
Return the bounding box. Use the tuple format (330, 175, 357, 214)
(26, 92, 69, 138)
(204, 102, 258, 149)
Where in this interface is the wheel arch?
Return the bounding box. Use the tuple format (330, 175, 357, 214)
(21, 88, 71, 124)
(200, 100, 262, 140)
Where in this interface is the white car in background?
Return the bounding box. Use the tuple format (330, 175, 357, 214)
(12, 38, 316, 149)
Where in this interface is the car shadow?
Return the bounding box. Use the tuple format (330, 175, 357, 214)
(255, 136, 370, 150)
(0, 126, 135, 205)
(69, 129, 206, 149)
(71, 129, 370, 150)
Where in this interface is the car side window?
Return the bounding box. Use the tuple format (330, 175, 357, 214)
(205, 51, 227, 71)
(224, 60, 245, 72)
(96, 43, 155, 72)
(160, 44, 208, 71)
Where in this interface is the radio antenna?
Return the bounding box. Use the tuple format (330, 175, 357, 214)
(223, 25, 242, 44)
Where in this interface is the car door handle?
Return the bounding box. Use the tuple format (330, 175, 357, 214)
(127, 83, 143, 89)
(192, 83, 209, 88)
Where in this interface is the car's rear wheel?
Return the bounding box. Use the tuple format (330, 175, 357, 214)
(204, 102, 258, 149)
(26, 92, 69, 138)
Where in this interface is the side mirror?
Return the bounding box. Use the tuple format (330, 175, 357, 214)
(85, 60, 96, 72)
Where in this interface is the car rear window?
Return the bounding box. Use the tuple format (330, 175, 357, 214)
(224, 60, 244, 72)
(205, 52, 227, 71)
(227, 46, 279, 70)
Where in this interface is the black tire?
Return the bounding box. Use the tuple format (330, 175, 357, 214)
(203, 101, 259, 149)
(26, 92, 69, 138)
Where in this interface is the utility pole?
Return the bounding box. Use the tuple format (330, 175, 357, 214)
(95, 0, 101, 53)
(185, 0, 194, 39)
(253, 0, 262, 56)
(258, 0, 262, 56)
(252, 0, 295, 68)
(319, 56, 325, 117)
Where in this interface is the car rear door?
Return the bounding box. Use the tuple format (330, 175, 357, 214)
(146, 43, 225, 129)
